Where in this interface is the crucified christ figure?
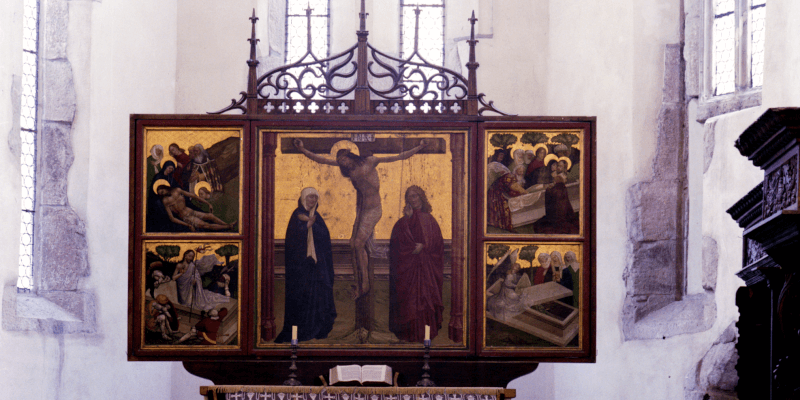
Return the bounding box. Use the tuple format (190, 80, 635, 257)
(293, 138, 429, 302)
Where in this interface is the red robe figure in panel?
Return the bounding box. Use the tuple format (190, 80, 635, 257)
(389, 186, 444, 343)
(195, 307, 228, 345)
(168, 143, 192, 190)
(487, 173, 527, 233)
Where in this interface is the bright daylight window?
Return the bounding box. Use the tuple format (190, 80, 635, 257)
(712, 0, 765, 96)
(285, 0, 330, 63)
(284, 0, 330, 100)
(18, 0, 40, 292)
(400, 0, 445, 100)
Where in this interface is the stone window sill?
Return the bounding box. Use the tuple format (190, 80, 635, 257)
(697, 90, 762, 123)
(623, 293, 716, 340)
(2, 284, 96, 334)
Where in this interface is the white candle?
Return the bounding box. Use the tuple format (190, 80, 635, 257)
(425, 325, 430, 341)
(292, 325, 298, 341)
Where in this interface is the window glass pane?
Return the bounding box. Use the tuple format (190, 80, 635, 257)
(712, 10, 735, 95)
(287, 0, 328, 16)
(401, 6, 444, 64)
(18, 0, 39, 292)
(403, 0, 444, 6)
(714, 0, 735, 15)
(22, 0, 38, 52)
(400, 1, 445, 100)
(285, 1, 329, 63)
(750, 1, 766, 87)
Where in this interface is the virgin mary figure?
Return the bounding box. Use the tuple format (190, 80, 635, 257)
(275, 187, 337, 343)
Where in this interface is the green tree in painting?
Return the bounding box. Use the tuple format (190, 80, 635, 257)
(551, 133, 580, 147)
(489, 133, 518, 150)
(215, 244, 239, 266)
(155, 245, 181, 262)
(518, 245, 539, 283)
(518, 245, 539, 269)
(487, 243, 511, 263)
(520, 132, 549, 147)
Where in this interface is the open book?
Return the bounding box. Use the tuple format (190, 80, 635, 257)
(329, 365, 392, 386)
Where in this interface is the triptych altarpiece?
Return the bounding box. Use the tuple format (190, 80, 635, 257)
(128, 6, 595, 386)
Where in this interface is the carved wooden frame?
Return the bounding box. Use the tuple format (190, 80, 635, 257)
(127, 4, 596, 387)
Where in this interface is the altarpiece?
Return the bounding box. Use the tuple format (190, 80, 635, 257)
(128, 4, 596, 387)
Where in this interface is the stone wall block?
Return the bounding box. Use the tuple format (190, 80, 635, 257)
(628, 181, 678, 241)
(653, 103, 683, 180)
(38, 206, 89, 291)
(684, 323, 739, 398)
(684, 1, 702, 98)
(39, 122, 74, 206)
(42, 59, 76, 122)
(44, 0, 69, 59)
(699, 342, 738, 392)
(663, 44, 683, 104)
(702, 236, 719, 291)
(8, 75, 22, 158)
(630, 240, 678, 295)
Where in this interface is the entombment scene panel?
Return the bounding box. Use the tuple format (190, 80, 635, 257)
(485, 129, 583, 236)
(484, 242, 582, 349)
(261, 130, 468, 348)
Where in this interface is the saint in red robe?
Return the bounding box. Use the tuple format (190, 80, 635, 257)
(389, 209, 444, 342)
(172, 152, 192, 190)
(487, 173, 527, 232)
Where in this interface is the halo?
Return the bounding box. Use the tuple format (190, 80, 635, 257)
(543, 153, 559, 166)
(152, 179, 171, 195)
(557, 156, 572, 171)
(330, 140, 360, 159)
(532, 143, 549, 156)
(194, 181, 213, 197)
(160, 155, 177, 169)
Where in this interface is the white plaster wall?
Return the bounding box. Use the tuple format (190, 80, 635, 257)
(175, 0, 255, 114)
(763, 0, 800, 108)
(475, 0, 547, 114)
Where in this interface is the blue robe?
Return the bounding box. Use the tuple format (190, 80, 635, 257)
(275, 205, 336, 343)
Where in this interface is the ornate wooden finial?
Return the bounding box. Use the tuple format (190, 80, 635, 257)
(359, 0, 368, 33)
(247, 9, 260, 115)
(466, 11, 479, 115)
(467, 11, 479, 66)
(248, 8, 260, 64)
(468, 11, 477, 46)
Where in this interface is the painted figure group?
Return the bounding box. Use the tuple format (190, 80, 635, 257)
(486, 249, 580, 322)
(276, 139, 444, 344)
(487, 143, 580, 234)
(147, 143, 234, 233)
(145, 245, 235, 345)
